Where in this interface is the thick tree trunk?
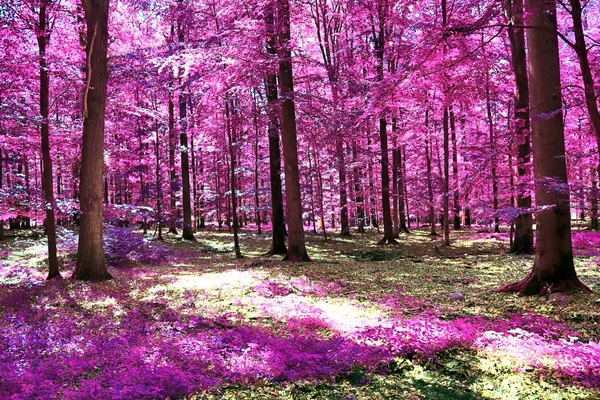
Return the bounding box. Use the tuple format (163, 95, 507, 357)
(500, 0, 590, 295)
(74, 0, 111, 281)
(37, 2, 60, 279)
(278, 0, 310, 261)
(506, 0, 534, 252)
(265, 1, 287, 255)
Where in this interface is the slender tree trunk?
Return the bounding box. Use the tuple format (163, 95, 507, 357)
(450, 107, 461, 230)
(168, 81, 178, 234)
(367, 128, 378, 228)
(486, 73, 500, 233)
(375, 15, 394, 244)
(37, 2, 59, 279)
(177, 21, 194, 241)
(392, 130, 400, 238)
(226, 99, 242, 258)
(190, 103, 199, 230)
(567, 0, 600, 230)
(443, 107, 450, 245)
(500, 0, 590, 294)
(425, 109, 437, 235)
(74, 0, 111, 281)
(314, 145, 328, 240)
(154, 120, 163, 241)
(278, 0, 309, 261)
(252, 96, 262, 235)
(0, 148, 3, 240)
(265, 0, 287, 254)
(592, 168, 599, 230)
(307, 148, 317, 233)
(506, 0, 534, 252)
(397, 145, 409, 233)
(353, 140, 365, 232)
(198, 150, 206, 229)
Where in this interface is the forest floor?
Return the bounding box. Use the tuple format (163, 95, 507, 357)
(1, 225, 600, 399)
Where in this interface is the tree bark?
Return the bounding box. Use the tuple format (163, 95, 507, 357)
(506, 0, 534, 252)
(226, 99, 242, 258)
(374, 9, 395, 244)
(567, 0, 600, 230)
(37, 1, 60, 279)
(168, 80, 178, 234)
(425, 109, 437, 235)
(74, 0, 111, 281)
(278, 0, 310, 261)
(500, 0, 590, 295)
(450, 107, 461, 230)
(177, 20, 194, 241)
(265, 1, 287, 255)
(443, 107, 450, 245)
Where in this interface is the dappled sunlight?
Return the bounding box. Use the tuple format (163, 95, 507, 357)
(1, 228, 600, 398)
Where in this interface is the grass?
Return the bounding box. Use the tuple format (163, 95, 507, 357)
(1, 224, 599, 399)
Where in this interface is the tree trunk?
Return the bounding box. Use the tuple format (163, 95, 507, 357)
(443, 107, 450, 245)
(226, 99, 242, 258)
(314, 145, 328, 240)
(500, 0, 590, 295)
(168, 79, 178, 234)
(450, 107, 461, 230)
(74, 0, 111, 281)
(425, 109, 437, 235)
(265, 0, 287, 255)
(278, 0, 310, 261)
(252, 94, 262, 235)
(37, 2, 60, 279)
(398, 145, 409, 233)
(154, 120, 163, 240)
(177, 21, 194, 241)
(506, 0, 534, 252)
(353, 140, 365, 232)
(392, 125, 400, 238)
(568, 0, 600, 230)
(485, 74, 500, 234)
(375, 13, 394, 244)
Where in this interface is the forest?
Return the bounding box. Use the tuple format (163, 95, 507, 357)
(1, 0, 600, 398)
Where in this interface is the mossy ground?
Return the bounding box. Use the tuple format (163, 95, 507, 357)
(1, 225, 599, 399)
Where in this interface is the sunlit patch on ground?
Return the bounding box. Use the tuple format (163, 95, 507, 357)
(1, 226, 599, 399)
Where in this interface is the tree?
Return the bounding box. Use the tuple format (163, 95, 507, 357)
(278, 0, 310, 261)
(36, 0, 59, 279)
(559, 0, 600, 230)
(505, 0, 533, 253)
(73, 0, 112, 281)
(265, 0, 287, 255)
(500, 0, 589, 294)
(373, 0, 395, 245)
